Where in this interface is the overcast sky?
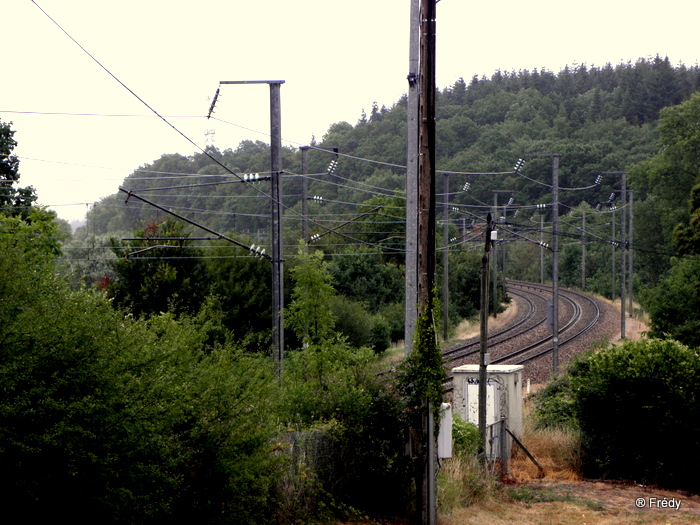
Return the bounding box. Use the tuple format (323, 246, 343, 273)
(3, 0, 699, 223)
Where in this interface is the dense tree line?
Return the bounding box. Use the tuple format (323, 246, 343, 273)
(57, 56, 700, 351)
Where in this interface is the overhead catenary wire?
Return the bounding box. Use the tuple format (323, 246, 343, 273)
(23, 4, 643, 262)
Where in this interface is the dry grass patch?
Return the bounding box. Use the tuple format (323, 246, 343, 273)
(509, 422, 582, 482)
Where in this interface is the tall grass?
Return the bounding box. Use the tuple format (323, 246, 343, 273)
(438, 454, 499, 513)
(509, 419, 582, 482)
(438, 403, 583, 521)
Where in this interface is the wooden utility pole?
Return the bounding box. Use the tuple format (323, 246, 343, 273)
(418, 1, 437, 523)
(417, 0, 437, 314)
(406, 0, 438, 522)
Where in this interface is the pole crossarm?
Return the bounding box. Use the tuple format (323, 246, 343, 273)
(219, 80, 286, 85)
(118, 187, 271, 260)
(308, 206, 381, 243)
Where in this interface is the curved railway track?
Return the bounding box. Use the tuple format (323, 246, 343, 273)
(445, 280, 605, 385)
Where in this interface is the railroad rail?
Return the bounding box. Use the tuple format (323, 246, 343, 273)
(445, 280, 604, 386)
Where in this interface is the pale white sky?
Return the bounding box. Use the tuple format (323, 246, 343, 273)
(3, 0, 699, 223)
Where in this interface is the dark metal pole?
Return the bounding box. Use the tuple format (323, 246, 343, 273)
(492, 192, 498, 318)
(479, 214, 492, 461)
(628, 191, 634, 316)
(300, 146, 309, 246)
(418, 1, 437, 522)
(551, 155, 560, 375)
(417, 0, 437, 313)
(612, 208, 616, 301)
(270, 82, 284, 375)
(540, 215, 545, 284)
(443, 173, 449, 341)
(620, 172, 626, 338)
(581, 210, 586, 290)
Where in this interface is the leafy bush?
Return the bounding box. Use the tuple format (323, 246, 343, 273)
(452, 414, 482, 457)
(569, 339, 700, 491)
(329, 295, 372, 348)
(282, 342, 412, 521)
(376, 301, 405, 343)
(369, 313, 391, 352)
(531, 353, 593, 430)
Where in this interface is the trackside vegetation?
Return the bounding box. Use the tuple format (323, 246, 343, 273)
(533, 339, 700, 493)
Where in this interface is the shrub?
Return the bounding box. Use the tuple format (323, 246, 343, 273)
(530, 352, 594, 430)
(452, 414, 482, 457)
(282, 342, 413, 521)
(570, 339, 700, 491)
(329, 295, 372, 348)
(369, 313, 391, 352)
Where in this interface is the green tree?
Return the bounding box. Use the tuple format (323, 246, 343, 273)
(0, 217, 281, 523)
(630, 92, 700, 284)
(328, 247, 404, 312)
(283, 341, 412, 520)
(643, 256, 700, 347)
(286, 241, 337, 347)
(108, 219, 208, 318)
(0, 120, 38, 219)
(204, 242, 273, 352)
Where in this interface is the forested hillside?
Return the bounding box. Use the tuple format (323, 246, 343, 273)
(84, 56, 699, 238)
(64, 55, 700, 348)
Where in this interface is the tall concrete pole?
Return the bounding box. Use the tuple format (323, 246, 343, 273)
(404, 0, 420, 355)
(269, 82, 284, 374)
(219, 80, 285, 376)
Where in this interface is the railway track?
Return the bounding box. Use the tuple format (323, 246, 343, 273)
(445, 280, 605, 385)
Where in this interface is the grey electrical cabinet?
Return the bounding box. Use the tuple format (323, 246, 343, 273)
(451, 364, 524, 459)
